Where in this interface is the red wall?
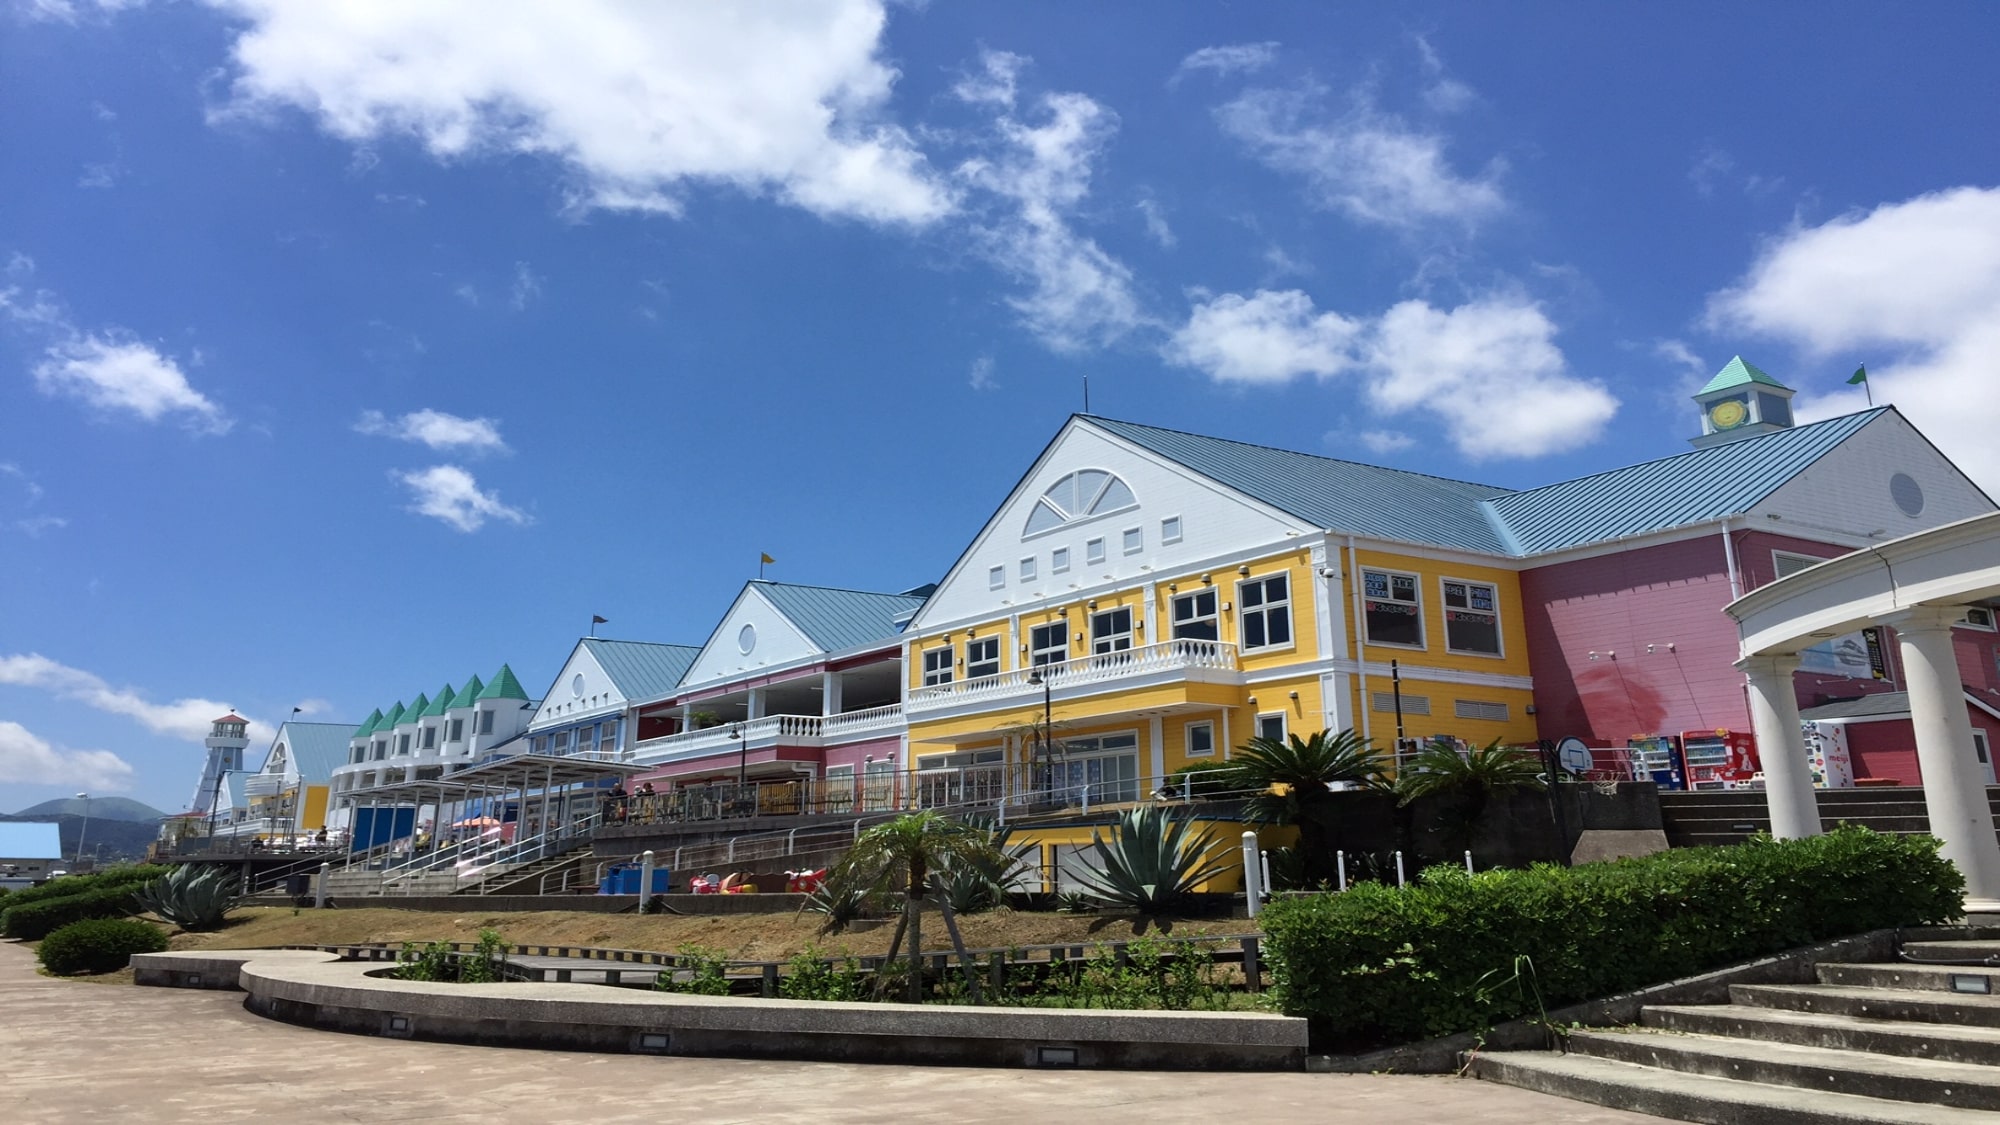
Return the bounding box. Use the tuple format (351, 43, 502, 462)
(1845, 709, 2000, 785)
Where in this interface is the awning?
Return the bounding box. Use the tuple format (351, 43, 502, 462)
(343, 752, 646, 805)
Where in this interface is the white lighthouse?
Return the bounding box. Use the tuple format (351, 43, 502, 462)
(190, 712, 250, 816)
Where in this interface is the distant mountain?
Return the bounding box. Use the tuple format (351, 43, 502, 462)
(10, 796, 167, 822)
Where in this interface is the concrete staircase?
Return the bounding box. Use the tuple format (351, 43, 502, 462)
(459, 845, 597, 896)
(1469, 935, 2000, 1123)
(1657, 786, 2000, 849)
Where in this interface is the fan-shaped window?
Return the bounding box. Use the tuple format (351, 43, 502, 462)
(1022, 470, 1138, 538)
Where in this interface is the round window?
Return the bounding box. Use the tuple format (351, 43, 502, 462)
(570, 672, 585, 698)
(1889, 472, 1925, 517)
(738, 623, 757, 655)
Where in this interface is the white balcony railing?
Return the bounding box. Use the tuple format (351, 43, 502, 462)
(631, 704, 904, 763)
(905, 638, 1239, 711)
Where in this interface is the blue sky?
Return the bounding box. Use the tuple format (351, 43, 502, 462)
(4, 1, 1999, 813)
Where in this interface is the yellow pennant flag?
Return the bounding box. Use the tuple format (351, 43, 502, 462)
(760, 552, 776, 565)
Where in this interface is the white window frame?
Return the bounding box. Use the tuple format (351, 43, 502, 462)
(396, 734, 411, 756)
(447, 718, 463, 743)
(1122, 526, 1143, 555)
(420, 726, 437, 750)
(1085, 537, 1106, 565)
(1051, 547, 1070, 574)
(1030, 621, 1069, 667)
(1255, 712, 1287, 743)
(1161, 515, 1183, 545)
(1019, 556, 1038, 582)
(477, 710, 494, 735)
(987, 565, 1006, 591)
(1361, 567, 1425, 650)
(1958, 606, 1997, 632)
(1439, 575, 1504, 658)
(1772, 549, 1825, 580)
(1237, 571, 1294, 653)
(1185, 720, 1215, 758)
(922, 645, 955, 687)
(1170, 587, 1220, 641)
(965, 636, 1001, 679)
(1091, 606, 1134, 654)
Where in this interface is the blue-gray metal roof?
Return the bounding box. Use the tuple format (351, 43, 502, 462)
(581, 638, 701, 699)
(1089, 416, 1515, 553)
(754, 582, 928, 653)
(0, 821, 63, 860)
(1484, 409, 1888, 554)
(270, 722, 357, 784)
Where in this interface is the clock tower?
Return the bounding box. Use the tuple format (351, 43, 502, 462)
(1690, 356, 1797, 448)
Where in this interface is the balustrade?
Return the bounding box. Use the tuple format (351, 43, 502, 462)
(906, 638, 1239, 710)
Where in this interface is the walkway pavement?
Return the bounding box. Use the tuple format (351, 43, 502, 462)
(0, 941, 1661, 1124)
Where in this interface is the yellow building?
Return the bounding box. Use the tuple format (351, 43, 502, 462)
(898, 416, 1540, 883)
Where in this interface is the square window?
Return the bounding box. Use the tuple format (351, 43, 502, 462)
(1091, 607, 1134, 653)
(1362, 569, 1424, 648)
(1256, 713, 1286, 742)
(1238, 573, 1292, 650)
(1086, 537, 1106, 565)
(1030, 622, 1069, 667)
(988, 564, 1006, 591)
(1441, 578, 1502, 656)
(1171, 588, 1219, 641)
(966, 637, 1001, 679)
(1961, 607, 1996, 631)
(1122, 527, 1143, 555)
(1186, 721, 1215, 758)
(1161, 516, 1183, 544)
(1051, 547, 1070, 574)
(1020, 556, 1038, 582)
(922, 646, 955, 687)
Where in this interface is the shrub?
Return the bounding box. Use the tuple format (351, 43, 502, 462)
(392, 929, 508, 983)
(2, 885, 140, 940)
(657, 944, 731, 995)
(1072, 805, 1233, 914)
(780, 944, 865, 1002)
(135, 865, 242, 932)
(1161, 763, 1240, 800)
(1259, 826, 1964, 1046)
(37, 917, 169, 975)
(0, 866, 167, 914)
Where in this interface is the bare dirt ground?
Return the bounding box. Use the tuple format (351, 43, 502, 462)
(167, 905, 1254, 961)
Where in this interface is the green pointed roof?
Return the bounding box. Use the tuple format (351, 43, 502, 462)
(1698, 356, 1790, 396)
(403, 693, 429, 723)
(380, 701, 407, 730)
(420, 684, 456, 718)
(452, 673, 484, 708)
(351, 708, 384, 740)
(477, 664, 529, 701)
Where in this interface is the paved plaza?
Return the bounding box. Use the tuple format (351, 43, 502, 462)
(0, 941, 1657, 1124)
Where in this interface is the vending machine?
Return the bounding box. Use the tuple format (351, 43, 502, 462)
(1679, 730, 1761, 789)
(1626, 735, 1686, 790)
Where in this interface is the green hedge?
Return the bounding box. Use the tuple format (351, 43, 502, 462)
(2, 885, 141, 940)
(37, 917, 169, 975)
(1259, 827, 1964, 1045)
(0, 865, 167, 913)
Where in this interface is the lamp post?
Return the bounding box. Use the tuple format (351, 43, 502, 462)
(1027, 668, 1053, 797)
(731, 723, 747, 800)
(74, 792, 91, 868)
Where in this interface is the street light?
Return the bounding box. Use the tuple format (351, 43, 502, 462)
(1027, 668, 1054, 798)
(74, 792, 91, 868)
(730, 724, 747, 794)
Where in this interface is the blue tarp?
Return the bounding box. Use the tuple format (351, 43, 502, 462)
(349, 807, 416, 853)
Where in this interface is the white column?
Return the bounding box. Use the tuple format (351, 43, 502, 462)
(1888, 608, 2000, 911)
(821, 670, 843, 717)
(1738, 653, 1822, 839)
(746, 687, 765, 720)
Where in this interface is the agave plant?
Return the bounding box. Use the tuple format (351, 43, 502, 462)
(799, 862, 880, 935)
(134, 864, 242, 932)
(1072, 805, 1234, 915)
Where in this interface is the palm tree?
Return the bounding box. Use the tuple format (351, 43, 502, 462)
(832, 810, 1005, 1001)
(1225, 729, 1386, 887)
(1393, 737, 1548, 860)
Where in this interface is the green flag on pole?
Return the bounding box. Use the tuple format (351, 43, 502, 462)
(1848, 364, 1872, 406)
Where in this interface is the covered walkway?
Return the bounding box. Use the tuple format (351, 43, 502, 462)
(1726, 510, 2000, 910)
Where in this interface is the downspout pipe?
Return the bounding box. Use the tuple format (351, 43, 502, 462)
(1346, 535, 1372, 744)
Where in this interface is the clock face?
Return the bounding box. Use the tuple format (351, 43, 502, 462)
(1709, 399, 1749, 430)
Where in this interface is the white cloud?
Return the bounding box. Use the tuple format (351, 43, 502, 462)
(509, 261, 543, 310)
(0, 652, 269, 745)
(1173, 43, 1280, 83)
(395, 464, 528, 532)
(1168, 289, 1616, 459)
(968, 354, 997, 391)
(1216, 83, 1505, 230)
(77, 161, 122, 189)
(1165, 289, 1359, 384)
(356, 408, 508, 454)
(15, 0, 145, 24)
(34, 336, 230, 433)
(0, 721, 133, 790)
(16, 515, 67, 537)
(203, 0, 953, 226)
(1365, 295, 1616, 459)
(1358, 430, 1415, 455)
(1136, 198, 1176, 248)
(0, 461, 44, 504)
(1414, 36, 1474, 114)
(454, 283, 479, 306)
(1706, 186, 2000, 489)
(955, 89, 1148, 351)
(953, 49, 1027, 108)
(1652, 338, 1709, 379)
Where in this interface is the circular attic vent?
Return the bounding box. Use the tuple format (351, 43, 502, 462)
(1889, 472, 1925, 518)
